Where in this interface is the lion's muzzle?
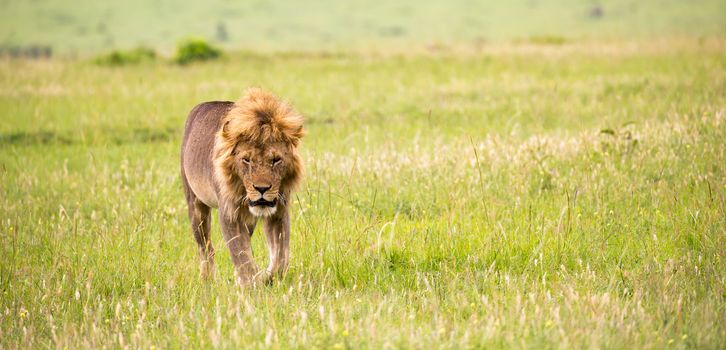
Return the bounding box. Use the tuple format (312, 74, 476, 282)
(249, 198, 277, 207)
(247, 192, 278, 217)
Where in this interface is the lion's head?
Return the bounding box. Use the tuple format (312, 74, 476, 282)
(213, 88, 304, 218)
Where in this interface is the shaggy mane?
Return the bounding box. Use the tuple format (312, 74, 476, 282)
(213, 88, 304, 219)
(220, 88, 304, 147)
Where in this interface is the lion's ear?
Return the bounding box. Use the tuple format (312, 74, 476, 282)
(278, 112, 304, 147)
(288, 126, 304, 147)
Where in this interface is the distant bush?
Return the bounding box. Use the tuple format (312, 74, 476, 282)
(174, 38, 222, 65)
(95, 47, 156, 66)
(0, 45, 53, 59)
(216, 22, 229, 42)
(588, 5, 604, 19)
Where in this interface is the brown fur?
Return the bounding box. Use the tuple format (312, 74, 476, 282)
(181, 88, 304, 285)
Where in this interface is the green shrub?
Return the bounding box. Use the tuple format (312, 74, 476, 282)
(174, 38, 222, 65)
(94, 47, 156, 66)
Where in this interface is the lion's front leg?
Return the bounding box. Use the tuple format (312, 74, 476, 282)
(218, 209, 259, 285)
(260, 207, 290, 283)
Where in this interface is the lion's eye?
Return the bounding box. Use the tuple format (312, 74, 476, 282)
(242, 158, 251, 164)
(272, 157, 282, 166)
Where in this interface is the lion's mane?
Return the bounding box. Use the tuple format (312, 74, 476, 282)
(213, 88, 304, 219)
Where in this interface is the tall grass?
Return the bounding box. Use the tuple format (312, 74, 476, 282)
(0, 39, 724, 348)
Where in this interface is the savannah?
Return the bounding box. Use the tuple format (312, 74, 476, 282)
(1, 0, 725, 348)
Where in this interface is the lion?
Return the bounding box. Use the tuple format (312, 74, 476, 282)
(180, 88, 304, 285)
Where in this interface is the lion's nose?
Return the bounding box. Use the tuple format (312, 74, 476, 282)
(253, 184, 271, 194)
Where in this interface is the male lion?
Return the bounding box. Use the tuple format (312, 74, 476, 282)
(180, 88, 304, 285)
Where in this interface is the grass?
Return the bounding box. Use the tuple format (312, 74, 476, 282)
(1, 0, 725, 55)
(1, 38, 725, 348)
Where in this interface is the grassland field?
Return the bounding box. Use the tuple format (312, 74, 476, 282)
(1, 0, 725, 55)
(1, 36, 726, 348)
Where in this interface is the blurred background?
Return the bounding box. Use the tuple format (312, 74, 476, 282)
(1, 0, 724, 56)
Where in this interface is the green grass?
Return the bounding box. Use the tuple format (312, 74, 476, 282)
(1, 39, 725, 348)
(1, 0, 725, 55)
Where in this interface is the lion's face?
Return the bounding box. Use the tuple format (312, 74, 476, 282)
(233, 141, 292, 217)
(214, 88, 304, 221)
